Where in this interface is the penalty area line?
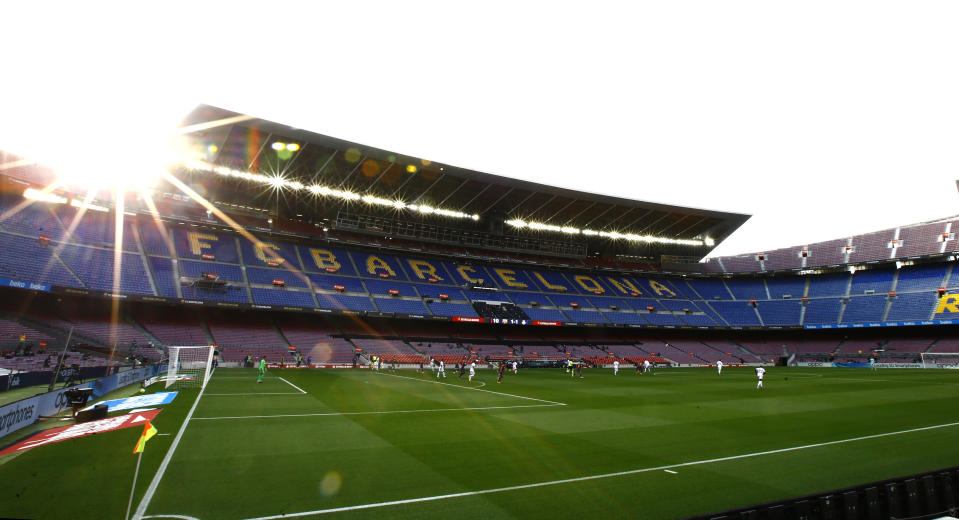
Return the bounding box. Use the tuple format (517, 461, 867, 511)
(192, 403, 563, 421)
(278, 376, 307, 394)
(375, 371, 565, 406)
(239, 420, 959, 520)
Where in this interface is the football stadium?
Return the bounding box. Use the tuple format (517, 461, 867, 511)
(0, 104, 958, 520)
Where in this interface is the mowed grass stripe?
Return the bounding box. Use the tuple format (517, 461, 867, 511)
(238, 419, 959, 519)
(2, 367, 956, 519)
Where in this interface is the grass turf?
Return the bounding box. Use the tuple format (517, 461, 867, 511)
(2, 366, 959, 519)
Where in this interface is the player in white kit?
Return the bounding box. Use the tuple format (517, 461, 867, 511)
(512, 361, 518, 374)
(643, 359, 651, 374)
(429, 357, 436, 374)
(717, 360, 723, 375)
(468, 362, 476, 382)
(755, 366, 765, 389)
(613, 360, 619, 375)
(436, 360, 446, 378)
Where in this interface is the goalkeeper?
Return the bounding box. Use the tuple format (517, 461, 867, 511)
(257, 356, 267, 383)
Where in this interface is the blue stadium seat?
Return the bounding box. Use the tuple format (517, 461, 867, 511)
(850, 269, 895, 295)
(564, 310, 608, 323)
(246, 266, 309, 288)
(179, 260, 244, 283)
(643, 312, 684, 326)
(315, 293, 377, 311)
(807, 273, 850, 298)
(307, 273, 366, 293)
(374, 298, 430, 315)
(363, 279, 417, 296)
(756, 300, 802, 326)
(707, 301, 761, 326)
(687, 279, 732, 300)
(57, 244, 153, 294)
(251, 288, 315, 307)
(522, 307, 568, 322)
(803, 298, 842, 325)
(138, 222, 174, 256)
(426, 302, 479, 317)
(416, 284, 467, 300)
(0, 200, 66, 240)
(148, 256, 179, 297)
(841, 295, 888, 323)
(895, 265, 949, 293)
(0, 232, 83, 288)
(767, 277, 807, 299)
(885, 292, 937, 322)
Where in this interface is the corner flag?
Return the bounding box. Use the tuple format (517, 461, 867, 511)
(133, 421, 157, 454)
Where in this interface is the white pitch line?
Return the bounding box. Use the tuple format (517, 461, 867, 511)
(664, 470, 678, 474)
(205, 392, 304, 396)
(239, 419, 959, 520)
(375, 371, 565, 406)
(192, 403, 563, 421)
(132, 381, 211, 520)
(278, 377, 307, 394)
(142, 515, 200, 520)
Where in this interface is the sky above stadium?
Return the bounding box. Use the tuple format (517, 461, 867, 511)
(2, 2, 957, 258)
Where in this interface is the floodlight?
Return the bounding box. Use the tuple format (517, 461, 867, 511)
(286, 143, 300, 152)
(271, 142, 285, 151)
(70, 199, 109, 212)
(406, 165, 418, 173)
(23, 188, 67, 204)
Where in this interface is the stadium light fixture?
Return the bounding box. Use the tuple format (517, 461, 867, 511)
(505, 218, 705, 246)
(23, 188, 68, 204)
(184, 160, 478, 221)
(70, 199, 109, 212)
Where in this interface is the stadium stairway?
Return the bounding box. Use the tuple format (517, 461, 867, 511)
(127, 317, 165, 347)
(14, 313, 109, 352)
(272, 319, 293, 347)
(51, 247, 87, 290)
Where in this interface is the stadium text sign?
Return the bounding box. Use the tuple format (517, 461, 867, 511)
(935, 294, 959, 314)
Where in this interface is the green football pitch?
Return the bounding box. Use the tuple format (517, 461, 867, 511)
(2, 366, 959, 519)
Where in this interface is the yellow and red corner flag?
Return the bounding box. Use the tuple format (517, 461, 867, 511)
(133, 421, 157, 454)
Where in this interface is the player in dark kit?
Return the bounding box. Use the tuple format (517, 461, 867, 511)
(496, 361, 506, 383)
(457, 363, 466, 379)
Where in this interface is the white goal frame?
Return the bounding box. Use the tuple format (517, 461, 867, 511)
(165, 345, 216, 388)
(920, 352, 959, 369)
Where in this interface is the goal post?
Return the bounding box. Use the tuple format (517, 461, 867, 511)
(165, 346, 216, 389)
(920, 352, 959, 369)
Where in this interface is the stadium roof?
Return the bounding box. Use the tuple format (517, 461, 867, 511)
(177, 105, 750, 257)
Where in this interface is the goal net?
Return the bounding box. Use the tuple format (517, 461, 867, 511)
(165, 346, 216, 389)
(920, 352, 959, 369)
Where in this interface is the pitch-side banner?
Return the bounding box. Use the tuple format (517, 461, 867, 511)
(0, 409, 161, 456)
(82, 392, 177, 412)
